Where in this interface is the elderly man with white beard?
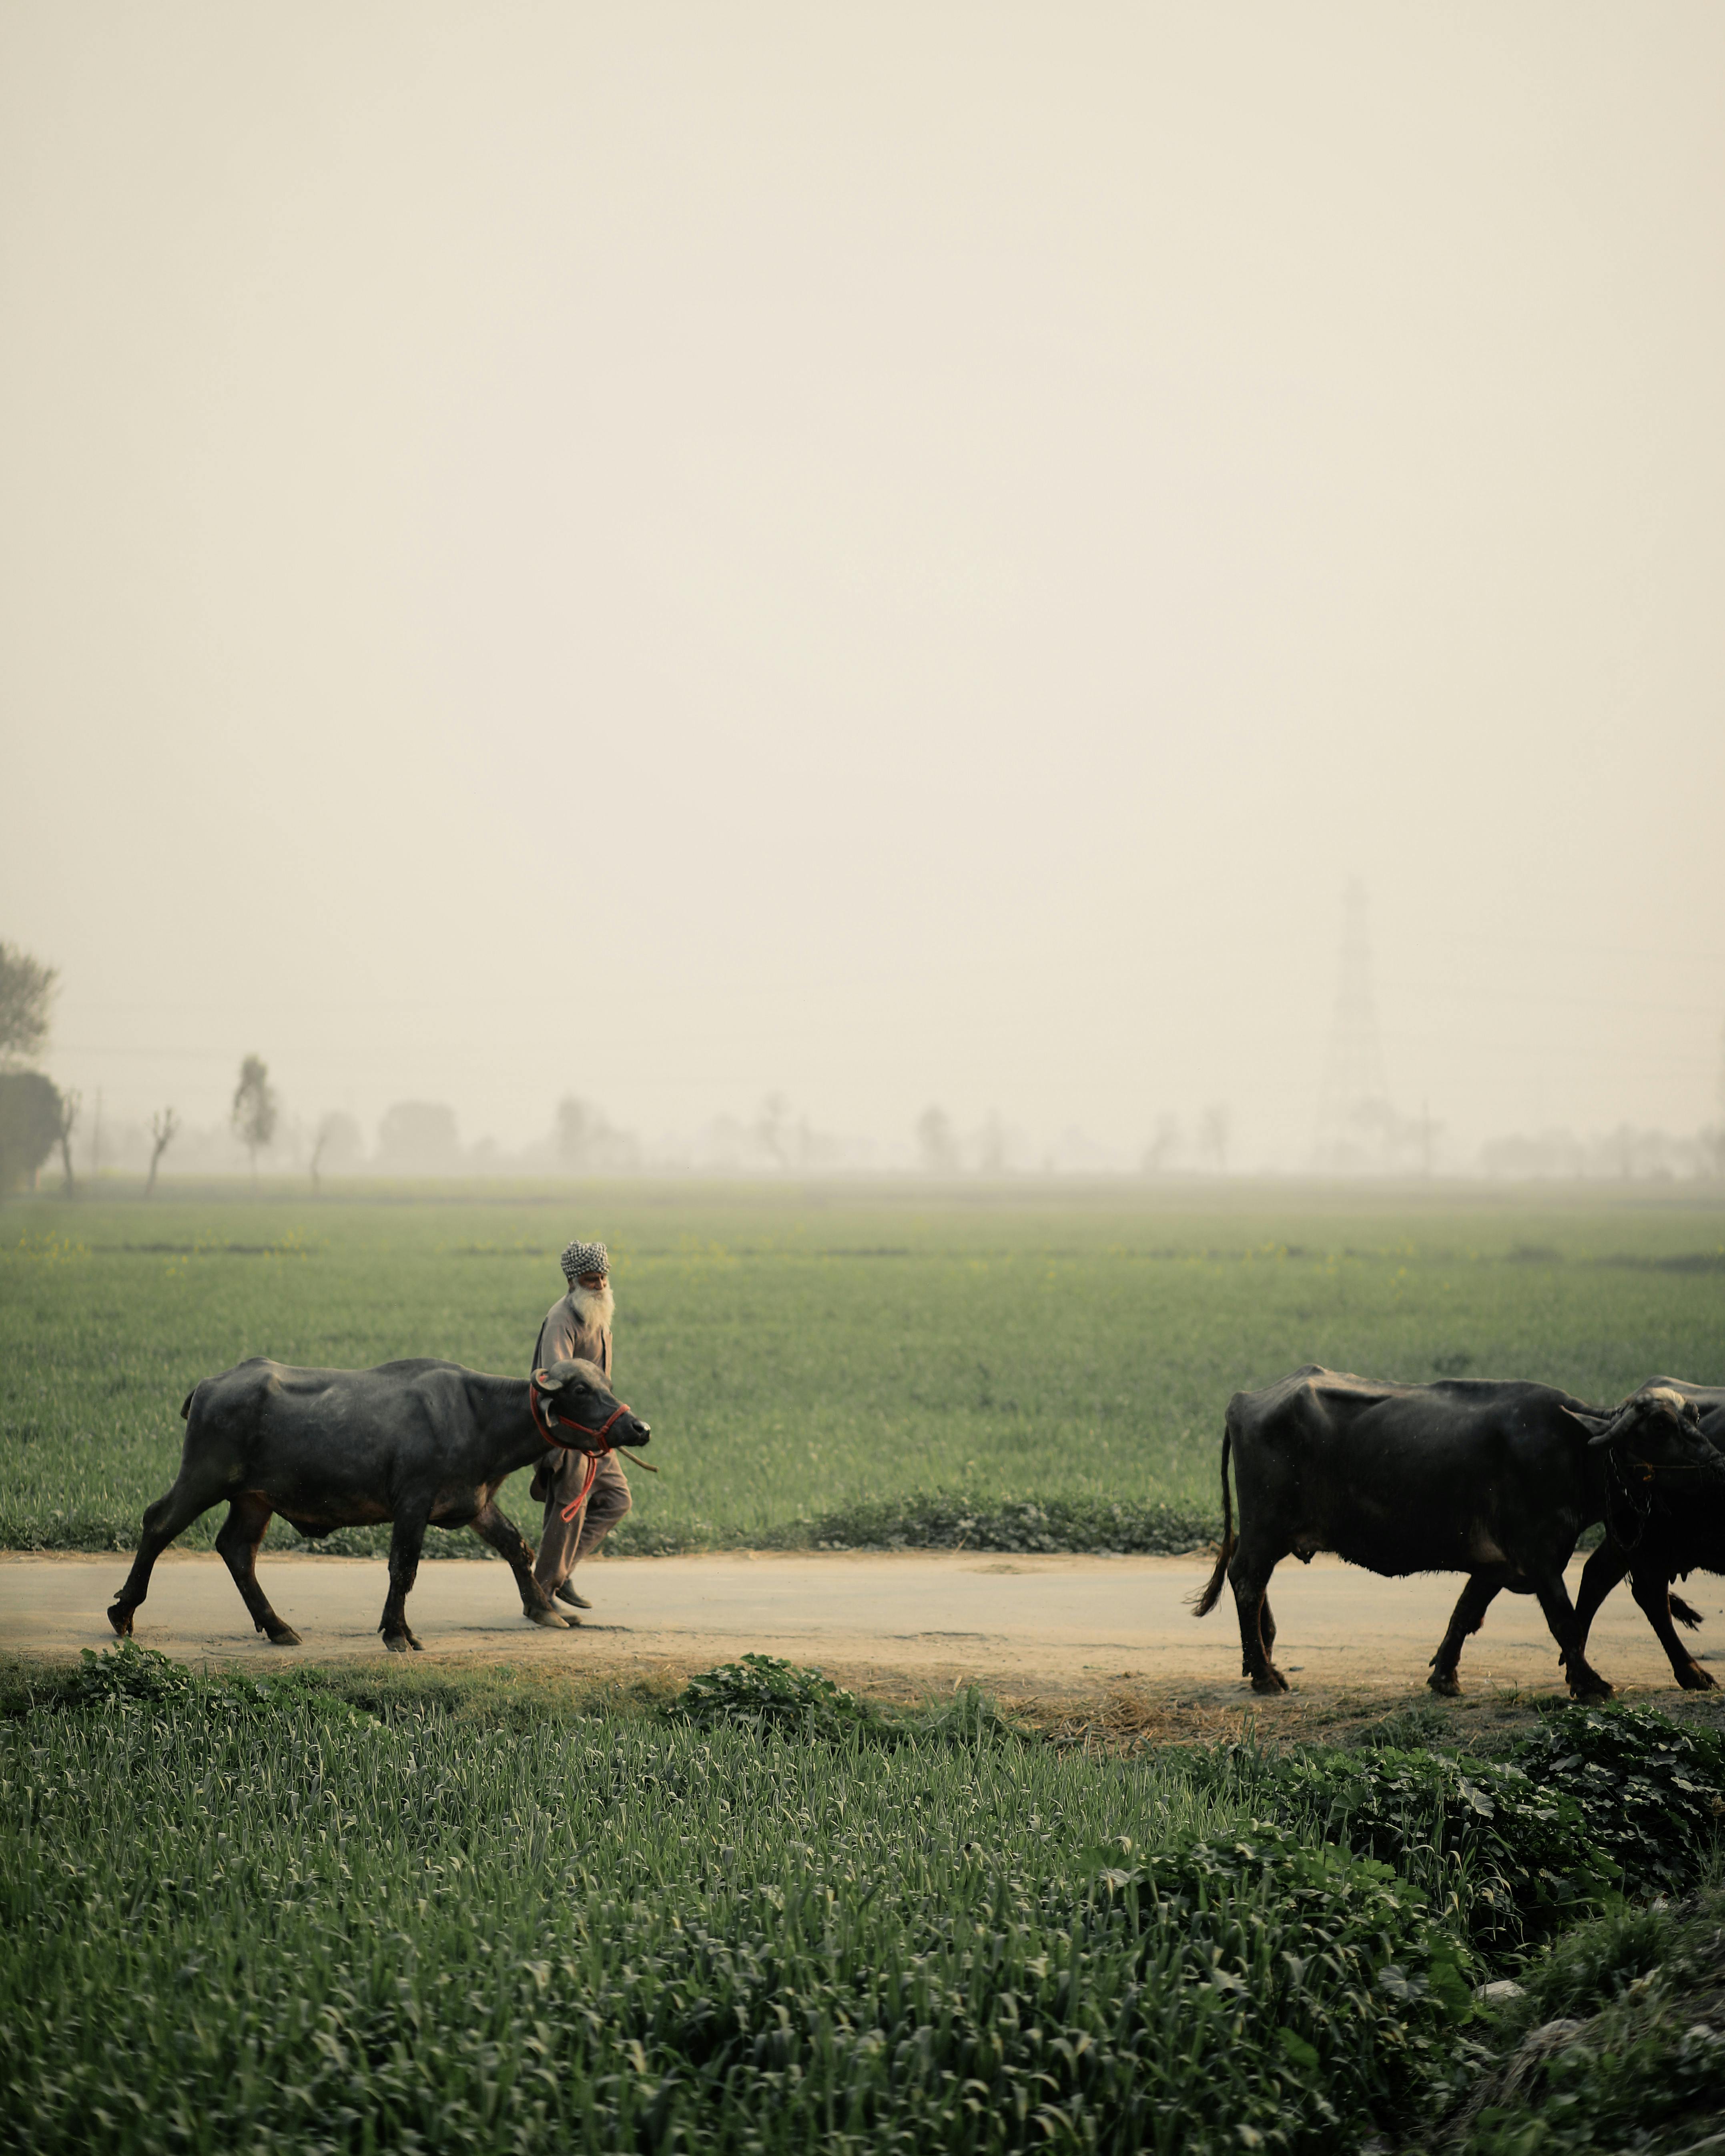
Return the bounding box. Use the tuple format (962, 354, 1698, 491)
(528, 1238, 632, 1615)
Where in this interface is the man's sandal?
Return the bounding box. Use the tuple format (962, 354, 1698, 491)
(555, 1582, 593, 1610)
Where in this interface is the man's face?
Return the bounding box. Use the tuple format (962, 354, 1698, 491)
(578, 1271, 608, 1292)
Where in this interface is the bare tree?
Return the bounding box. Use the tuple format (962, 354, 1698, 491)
(915, 1105, 960, 1175)
(144, 1108, 180, 1197)
(54, 1087, 80, 1197)
(1143, 1113, 1181, 1174)
(0, 942, 56, 1069)
(308, 1110, 363, 1191)
(553, 1095, 640, 1175)
(1199, 1101, 1232, 1174)
(231, 1055, 279, 1189)
(309, 1112, 333, 1197)
(754, 1092, 792, 1170)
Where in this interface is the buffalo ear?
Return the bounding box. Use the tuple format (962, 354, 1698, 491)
(533, 1368, 563, 1394)
(1562, 1406, 1613, 1439)
(1563, 1405, 1624, 1448)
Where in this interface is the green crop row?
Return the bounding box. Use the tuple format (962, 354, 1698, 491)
(3, 1187, 1722, 1555)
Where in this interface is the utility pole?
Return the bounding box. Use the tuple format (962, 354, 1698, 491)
(1314, 880, 1394, 1173)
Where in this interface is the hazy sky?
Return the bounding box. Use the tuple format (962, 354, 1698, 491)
(4, 3, 1722, 1167)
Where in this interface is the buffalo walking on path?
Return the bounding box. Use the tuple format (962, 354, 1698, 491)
(1193, 1366, 1724, 1699)
(1574, 1378, 1725, 1691)
(106, 1355, 650, 1652)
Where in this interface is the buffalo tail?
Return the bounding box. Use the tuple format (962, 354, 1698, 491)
(1191, 1421, 1235, 1618)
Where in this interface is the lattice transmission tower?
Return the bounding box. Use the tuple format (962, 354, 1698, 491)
(1313, 880, 1395, 1172)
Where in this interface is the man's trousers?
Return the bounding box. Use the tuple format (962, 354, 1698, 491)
(532, 1450, 632, 1594)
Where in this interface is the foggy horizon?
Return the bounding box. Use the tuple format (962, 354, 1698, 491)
(4, 4, 1723, 1176)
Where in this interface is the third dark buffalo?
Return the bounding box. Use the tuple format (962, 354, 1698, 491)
(1572, 1378, 1725, 1691)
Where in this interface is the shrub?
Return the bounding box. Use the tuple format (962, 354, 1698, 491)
(58, 1639, 203, 1707)
(668, 1652, 880, 1740)
(1450, 1887, 1725, 2155)
(1269, 1746, 1617, 1954)
(1509, 1703, 1725, 1894)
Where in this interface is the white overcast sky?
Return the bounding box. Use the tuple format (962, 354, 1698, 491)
(2, 2, 1722, 1165)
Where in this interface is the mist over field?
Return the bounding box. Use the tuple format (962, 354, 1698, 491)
(2, 3, 1723, 1179)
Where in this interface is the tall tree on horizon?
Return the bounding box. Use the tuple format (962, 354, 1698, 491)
(53, 1087, 79, 1197)
(0, 942, 56, 1069)
(231, 1056, 279, 1190)
(145, 1108, 180, 1197)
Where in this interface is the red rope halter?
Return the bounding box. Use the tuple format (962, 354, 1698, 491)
(528, 1377, 634, 1522)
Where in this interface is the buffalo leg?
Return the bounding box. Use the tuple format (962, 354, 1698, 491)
(108, 1471, 226, 1636)
(1532, 1572, 1613, 1700)
(1428, 1575, 1501, 1696)
(1573, 1541, 1630, 1662)
(469, 1500, 569, 1630)
(1229, 1538, 1289, 1693)
(215, 1495, 301, 1646)
(1628, 1560, 1715, 1691)
(379, 1508, 430, 1653)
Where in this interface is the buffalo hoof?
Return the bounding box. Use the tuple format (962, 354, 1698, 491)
(526, 1606, 572, 1629)
(1677, 1662, 1718, 1692)
(383, 1632, 422, 1655)
(1568, 1675, 1613, 1703)
(1251, 1667, 1290, 1695)
(268, 1625, 303, 1647)
(1428, 1671, 1462, 1698)
(107, 1604, 133, 1637)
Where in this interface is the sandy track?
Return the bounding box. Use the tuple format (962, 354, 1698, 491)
(4, 1548, 1721, 1711)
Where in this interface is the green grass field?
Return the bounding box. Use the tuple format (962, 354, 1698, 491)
(3, 1647, 1723, 2154)
(2, 1179, 1722, 1555)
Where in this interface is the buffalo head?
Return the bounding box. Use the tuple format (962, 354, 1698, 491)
(532, 1357, 652, 1452)
(1566, 1386, 1723, 1478)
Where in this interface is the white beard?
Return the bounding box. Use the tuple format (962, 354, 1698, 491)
(568, 1279, 615, 1331)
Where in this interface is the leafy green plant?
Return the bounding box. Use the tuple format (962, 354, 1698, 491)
(1271, 1745, 1617, 1953)
(58, 1638, 202, 1707)
(29, 1640, 367, 1727)
(805, 1491, 1217, 1555)
(669, 1652, 880, 1740)
(1509, 1703, 1725, 1893)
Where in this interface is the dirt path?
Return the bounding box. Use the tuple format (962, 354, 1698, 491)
(5, 1549, 1721, 1725)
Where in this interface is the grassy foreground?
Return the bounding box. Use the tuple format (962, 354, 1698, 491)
(1, 1647, 1722, 2154)
(2, 1181, 1722, 1556)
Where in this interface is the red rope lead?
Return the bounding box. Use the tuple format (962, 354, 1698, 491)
(560, 1450, 602, 1523)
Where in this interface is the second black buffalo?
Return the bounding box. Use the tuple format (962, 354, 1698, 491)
(1193, 1366, 1723, 1698)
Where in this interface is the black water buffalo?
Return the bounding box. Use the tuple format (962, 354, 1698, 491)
(108, 1355, 650, 1653)
(1573, 1378, 1725, 1691)
(1192, 1366, 1723, 1698)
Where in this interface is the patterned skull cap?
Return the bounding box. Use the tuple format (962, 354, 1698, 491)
(560, 1238, 609, 1283)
